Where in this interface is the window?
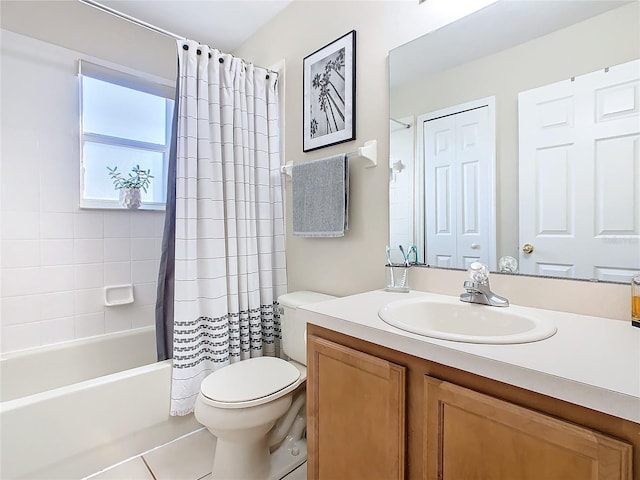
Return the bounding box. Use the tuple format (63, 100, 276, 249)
(79, 60, 174, 209)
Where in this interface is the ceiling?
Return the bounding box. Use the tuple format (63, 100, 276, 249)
(389, 0, 631, 88)
(96, 0, 294, 52)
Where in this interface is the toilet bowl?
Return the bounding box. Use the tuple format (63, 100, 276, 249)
(194, 291, 336, 480)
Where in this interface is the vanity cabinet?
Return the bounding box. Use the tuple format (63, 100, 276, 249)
(425, 377, 632, 479)
(307, 325, 637, 480)
(306, 335, 406, 480)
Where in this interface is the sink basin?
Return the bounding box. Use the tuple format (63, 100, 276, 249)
(378, 297, 557, 344)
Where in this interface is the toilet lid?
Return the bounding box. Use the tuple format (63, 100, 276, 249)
(200, 357, 300, 404)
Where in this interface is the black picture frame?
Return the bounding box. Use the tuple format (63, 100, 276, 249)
(303, 30, 356, 152)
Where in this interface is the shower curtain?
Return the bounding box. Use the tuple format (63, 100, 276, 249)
(156, 40, 287, 416)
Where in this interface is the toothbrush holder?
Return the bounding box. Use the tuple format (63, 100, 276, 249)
(385, 264, 411, 293)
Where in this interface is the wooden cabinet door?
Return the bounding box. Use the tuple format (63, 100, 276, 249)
(424, 376, 633, 480)
(307, 335, 406, 480)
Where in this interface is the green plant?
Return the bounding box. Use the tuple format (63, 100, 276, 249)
(107, 165, 153, 193)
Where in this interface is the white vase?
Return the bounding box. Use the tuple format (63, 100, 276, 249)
(119, 188, 141, 209)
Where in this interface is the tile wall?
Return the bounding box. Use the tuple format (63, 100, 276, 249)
(388, 116, 415, 263)
(0, 30, 165, 353)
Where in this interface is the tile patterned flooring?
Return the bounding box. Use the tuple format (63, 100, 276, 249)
(86, 429, 306, 480)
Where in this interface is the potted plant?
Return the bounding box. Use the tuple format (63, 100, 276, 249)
(107, 164, 153, 209)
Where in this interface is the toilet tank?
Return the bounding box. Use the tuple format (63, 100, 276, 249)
(277, 291, 337, 365)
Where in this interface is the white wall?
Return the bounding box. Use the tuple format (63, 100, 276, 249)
(0, 1, 175, 353)
(235, 0, 631, 320)
(0, 1, 175, 80)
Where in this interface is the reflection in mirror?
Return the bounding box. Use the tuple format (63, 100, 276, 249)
(389, 0, 640, 283)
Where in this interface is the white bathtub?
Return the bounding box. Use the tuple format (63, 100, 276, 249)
(0, 327, 201, 479)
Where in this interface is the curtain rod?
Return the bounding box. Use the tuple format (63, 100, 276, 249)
(78, 0, 187, 41)
(78, 0, 279, 78)
(390, 118, 411, 129)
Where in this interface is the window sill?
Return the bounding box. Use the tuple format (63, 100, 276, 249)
(80, 199, 166, 211)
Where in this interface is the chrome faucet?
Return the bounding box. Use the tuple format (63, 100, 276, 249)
(460, 262, 509, 307)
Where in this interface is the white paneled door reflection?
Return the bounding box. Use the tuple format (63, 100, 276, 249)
(518, 59, 640, 282)
(423, 103, 494, 270)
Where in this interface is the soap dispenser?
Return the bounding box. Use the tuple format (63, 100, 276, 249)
(632, 273, 640, 328)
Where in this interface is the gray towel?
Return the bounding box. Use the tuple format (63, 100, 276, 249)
(292, 154, 349, 237)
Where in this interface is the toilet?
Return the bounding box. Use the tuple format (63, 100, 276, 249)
(194, 291, 336, 480)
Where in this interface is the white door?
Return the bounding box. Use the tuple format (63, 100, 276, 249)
(423, 105, 494, 269)
(518, 60, 640, 281)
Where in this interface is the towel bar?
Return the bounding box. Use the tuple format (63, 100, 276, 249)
(280, 139, 377, 177)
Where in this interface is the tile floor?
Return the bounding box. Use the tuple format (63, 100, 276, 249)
(86, 429, 306, 480)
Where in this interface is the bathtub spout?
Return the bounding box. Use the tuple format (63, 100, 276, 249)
(268, 390, 306, 449)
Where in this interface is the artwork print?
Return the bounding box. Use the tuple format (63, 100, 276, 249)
(303, 30, 356, 152)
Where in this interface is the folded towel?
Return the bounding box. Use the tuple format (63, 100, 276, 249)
(292, 154, 349, 237)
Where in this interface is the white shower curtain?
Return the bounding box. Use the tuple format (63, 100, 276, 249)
(170, 40, 287, 416)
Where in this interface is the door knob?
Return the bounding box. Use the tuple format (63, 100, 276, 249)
(522, 243, 534, 254)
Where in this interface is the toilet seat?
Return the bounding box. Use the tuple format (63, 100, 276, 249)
(200, 357, 301, 409)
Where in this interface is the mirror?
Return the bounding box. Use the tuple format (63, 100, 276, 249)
(389, 0, 640, 283)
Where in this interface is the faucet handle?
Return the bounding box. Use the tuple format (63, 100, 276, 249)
(468, 262, 489, 283)
(463, 280, 479, 293)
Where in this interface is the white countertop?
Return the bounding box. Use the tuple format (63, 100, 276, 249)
(300, 289, 640, 423)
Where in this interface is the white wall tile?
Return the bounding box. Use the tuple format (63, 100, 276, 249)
(104, 238, 131, 263)
(105, 305, 133, 333)
(74, 212, 104, 239)
(132, 305, 154, 329)
(74, 263, 104, 289)
(104, 261, 132, 285)
(154, 237, 163, 259)
(39, 178, 77, 213)
(40, 316, 75, 345)
(1, 295, 42, 325)
(40, 265, 75, 294)
(155, 212, 167, 237)
(74, 288, 104, 315)
(1, 126, 41, 213)
(75, 312, 105, 338)
(104, 212, 131, 238)
(1, 159, 40, 213)
(38, 134, 78, 213)
(131, 238, 157, 261)
(134, 282, 157, 307)
(1, 127, 40, 170)
(3, 40, 76, 132)
(40, 212, 74, 239)
(1, 322, 41, 352)
(40, 291, 74, 320)
(41, 239, 74, 266)
(130, 214, 157, 238)
(1, 212, 39, 239)
(74, 238, 104, 264)
(0, 33, 164, 352)
(1, 240, 40, 268)
(1, 267, 41, 297)
(132, 260, 158, 284)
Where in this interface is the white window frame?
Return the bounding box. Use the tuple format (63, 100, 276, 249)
(78, 59, 175, 210)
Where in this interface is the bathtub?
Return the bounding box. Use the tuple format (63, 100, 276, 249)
(0, 327, 201, 479)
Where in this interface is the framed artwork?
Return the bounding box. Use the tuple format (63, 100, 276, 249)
(303, 30, 356, 152)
